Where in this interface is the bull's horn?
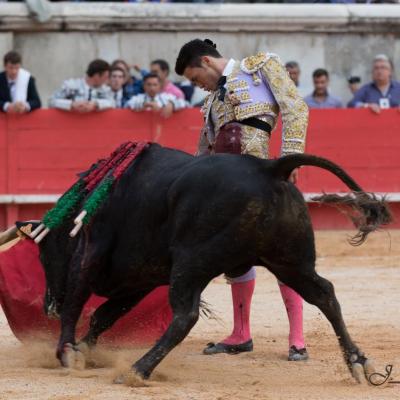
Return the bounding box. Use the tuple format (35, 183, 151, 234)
(0, 225, 18, 246)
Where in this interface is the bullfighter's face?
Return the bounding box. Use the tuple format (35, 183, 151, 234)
(183, 57, 221, 92)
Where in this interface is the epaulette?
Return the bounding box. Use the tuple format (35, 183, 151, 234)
(240, 52, 268, 74)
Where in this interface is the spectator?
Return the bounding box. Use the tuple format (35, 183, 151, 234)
(304, 68, 343, 108)
(348, 54, 400, 113)
(109, 66, 125, 108)
(348, 76, 361, 95)
(0, 51, 41, 114)
(49, 59, 114, 112)
(175, 79, 195, 103)
(111, 59, 146, 104)
(150, 59, 185, 99)
(125, 73, 186, 118)
(285, 61, 309, 97)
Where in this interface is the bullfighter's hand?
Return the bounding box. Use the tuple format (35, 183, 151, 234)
(289, 168, 299, 184)
(160, 102, 174, 118)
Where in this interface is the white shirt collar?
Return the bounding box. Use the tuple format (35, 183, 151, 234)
(222, 58, 235, 77)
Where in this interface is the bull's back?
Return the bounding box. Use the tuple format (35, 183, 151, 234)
(88, 145, 196, 290)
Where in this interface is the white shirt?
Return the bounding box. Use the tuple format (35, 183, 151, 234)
(3, 76, 31, 112)
(49, 78, 115, 111)
(112, 89, 124, 108)
(222, 58, 236, 78)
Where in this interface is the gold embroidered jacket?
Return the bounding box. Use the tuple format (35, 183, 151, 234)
(198, 52, 308, 159)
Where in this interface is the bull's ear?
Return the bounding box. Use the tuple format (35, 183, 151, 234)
(16, 220, 42, 239)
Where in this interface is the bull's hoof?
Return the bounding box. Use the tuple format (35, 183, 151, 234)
(60, 343, 86, 370)
(113, 369, 148, 387)
(113, 374, 127, 385)
(352, 363, 365, 384)
(75, 342, 90, 358)
(351, 358, 376, 384)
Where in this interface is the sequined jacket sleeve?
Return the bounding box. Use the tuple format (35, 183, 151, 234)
(260, 54, 308, 155)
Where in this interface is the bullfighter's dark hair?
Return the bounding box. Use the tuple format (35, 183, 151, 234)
(175, 39, 222, 76)
(313, 68, 329, 79)
(143, 72, 161, 83)
(4, 51, 22, 65)
(86, 59, 110, 77)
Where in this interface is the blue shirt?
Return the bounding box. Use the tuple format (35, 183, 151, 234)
(304, 92, 343, 109)
(122, 69, 148, 106)
(348, 80, 400, 108)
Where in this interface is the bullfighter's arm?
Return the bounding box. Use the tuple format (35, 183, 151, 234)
(260, 54, 308, 156)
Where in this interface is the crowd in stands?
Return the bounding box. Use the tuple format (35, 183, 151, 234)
(1, 50, 399, 118)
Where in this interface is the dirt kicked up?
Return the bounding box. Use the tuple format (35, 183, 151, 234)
(0, 230, 399, 400)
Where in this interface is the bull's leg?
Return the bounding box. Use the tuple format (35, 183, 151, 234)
(117, 273, 207, 381)
(57, 278, 91, 369)
(78, 290, 152, 351)
(57, 235, 92, 368)
(267, 263, 374, 383)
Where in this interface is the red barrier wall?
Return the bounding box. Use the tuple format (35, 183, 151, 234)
(0, 109, 399, 229)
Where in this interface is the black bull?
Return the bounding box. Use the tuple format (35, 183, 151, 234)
(38, 144, 391, 382)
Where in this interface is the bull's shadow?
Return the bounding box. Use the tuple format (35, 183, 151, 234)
(30, 144, 392, 384)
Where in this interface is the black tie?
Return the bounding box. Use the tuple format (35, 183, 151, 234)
(88, 88, 92, 101)
(217, 75, 227, 101)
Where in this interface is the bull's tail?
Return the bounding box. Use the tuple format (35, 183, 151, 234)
(271, 154, 393, 245)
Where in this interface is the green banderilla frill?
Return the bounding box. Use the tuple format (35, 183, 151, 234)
(42, 180, 85, 230)
(82, 176, 114, 224)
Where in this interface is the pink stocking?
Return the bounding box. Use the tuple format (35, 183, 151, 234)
(222, 279, 255, 345)
(279, 283, 305, 349)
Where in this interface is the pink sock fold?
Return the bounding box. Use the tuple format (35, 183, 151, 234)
(279, 283, 305, 349)
(222, 279, 255, 345)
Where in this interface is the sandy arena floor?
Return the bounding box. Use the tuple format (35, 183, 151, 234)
(0, 230, 399, 400)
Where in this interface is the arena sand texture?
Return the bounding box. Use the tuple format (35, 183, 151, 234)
(0, 230, 399, 400)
